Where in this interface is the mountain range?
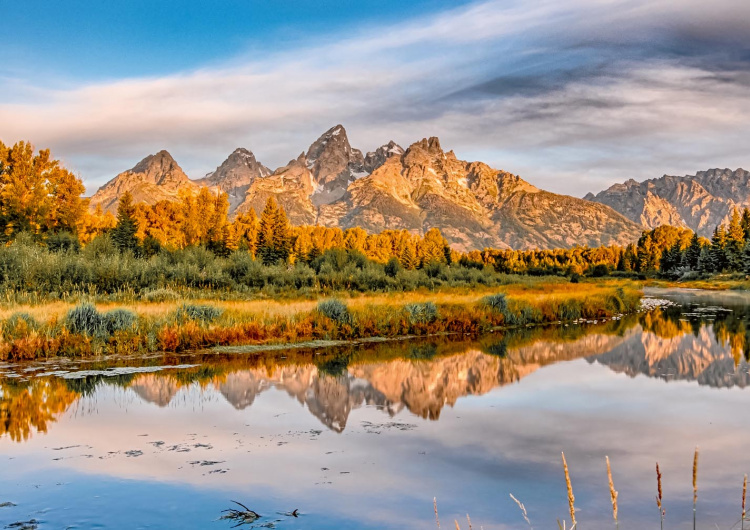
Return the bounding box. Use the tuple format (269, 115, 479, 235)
(89, 125, 643, 251)
(585, 168, 750, 237)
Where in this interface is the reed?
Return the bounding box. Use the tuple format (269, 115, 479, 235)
(562, 452, 576, 528)
(434, 497, 440, 529)
(655, 462, 664, 530)
(743, 474, 747, 530)
(693, 446, 699, 530)
(509, 493, 532, 528)
(606, 455, 618, 528)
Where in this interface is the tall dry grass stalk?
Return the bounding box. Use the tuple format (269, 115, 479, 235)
(454, 521, 461, 530)
(466, 514, 473, 530)
(606, 456, 619, 528)
(742, 474, 747, 530)
(509, 494, 532, 528)
(693, 446, 699, 530)
(656, 462, 664, 530)
(562, 452, 577, 528)
(434, 497, 440, 529)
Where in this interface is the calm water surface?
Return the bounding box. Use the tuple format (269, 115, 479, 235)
(2, 289, 750, 529)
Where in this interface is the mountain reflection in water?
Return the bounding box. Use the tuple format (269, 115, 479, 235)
(3, 290, 750, 529)
(3, 293, 750, 442)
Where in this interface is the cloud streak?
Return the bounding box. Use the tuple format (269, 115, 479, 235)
(1, 0, 750, 195)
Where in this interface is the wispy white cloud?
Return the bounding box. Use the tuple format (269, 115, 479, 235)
(1, 0, 749, 195)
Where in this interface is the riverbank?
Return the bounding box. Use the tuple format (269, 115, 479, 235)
(645, 273, 750, 291)
(0, 280, 643, 361)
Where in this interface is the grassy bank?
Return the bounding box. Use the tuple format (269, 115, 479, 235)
(646, 272, 750, 291)
(0, 280, 642, 361)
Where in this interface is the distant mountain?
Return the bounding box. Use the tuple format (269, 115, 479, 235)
(89, 150, 199, 213)
(194, 148, 270, 212)
(90, 126, 643, 250)
(585, 168, 750, 237)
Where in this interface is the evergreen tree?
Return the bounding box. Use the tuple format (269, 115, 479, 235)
(743, 242, 750, 275)
(726, 209, 746, 271)
(709, 224, 728, 272)
(111, 192, 140, 254)
(683, 232, 702, 270)
(256, 197, 291, 265)
(741, 208, 750, 241)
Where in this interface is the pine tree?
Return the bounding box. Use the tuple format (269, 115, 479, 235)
(683, 232, 702, 270)
(709, 224, 728, 272)
(256, 197, 291, 265)
(726, 209, 745, 271)
(743, 242, 750, 275)
(741, 208, 750, 241)
(111, 192, 140, 254)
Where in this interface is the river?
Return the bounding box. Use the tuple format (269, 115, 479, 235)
(2, 289, 750, 529)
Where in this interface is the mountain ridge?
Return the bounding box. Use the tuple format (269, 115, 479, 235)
(89, 125, 643, 251)
(587, 168, 750, 237)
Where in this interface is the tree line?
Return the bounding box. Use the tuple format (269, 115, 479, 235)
(3, 140, 747, 280)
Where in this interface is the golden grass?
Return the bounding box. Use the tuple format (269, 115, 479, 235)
(562, 452, 577, 528)
(0, 279, 640, 327)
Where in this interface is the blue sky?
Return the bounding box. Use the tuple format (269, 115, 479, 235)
(2, 0, 750, 195)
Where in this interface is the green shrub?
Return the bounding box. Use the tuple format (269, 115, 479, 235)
(66, 303, 104, 336)
(3, 312, 39, 340)
(384, 257, 401, 278)
(481, 293, 508, 313)
(102, 309, 138, 334)
(404, 302, 439, 325)
(142, 288, 180, 302)
(317, 299, 350, 325)
(175, 304, 223, 324)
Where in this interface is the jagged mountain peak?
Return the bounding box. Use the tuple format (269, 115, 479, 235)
(589, 167, 750, 236)
(197, 147, 271, 211)
(407, 137, 444, 157)
(304, 125, 365, 206)
(131, 149, 182, 177)
(363, 141, 404, 173)
(89, 149, 196, 213)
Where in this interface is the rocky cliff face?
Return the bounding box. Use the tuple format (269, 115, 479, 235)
(89, 150, 200, 213)
(195, 148, 270, 212)
(91, 126, 643, 250)
(586, 168, 750, 237)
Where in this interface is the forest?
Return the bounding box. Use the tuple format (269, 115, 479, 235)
(1, 139, 746, 301)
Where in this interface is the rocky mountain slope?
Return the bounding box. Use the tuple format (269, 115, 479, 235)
(194, 148, 270, 212)
(91, 125, 643, 250)
(586, 168, 750, 237)
(89, 150, 200, 213)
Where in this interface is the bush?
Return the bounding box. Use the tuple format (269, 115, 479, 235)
(47, 231, 81, 253)
(404, 302, 439, 325)
(3, 313, 39, 340)
(66, 303, 104, 336)
(590, 264, 610, 277)
(384, 257, 401, 278)
(142, 288, 180, 302)
(102, 309, 138, 334)
(175, 304, 223, 324)
(317, 299, 350, 325)
(481, 293, 508, 313)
